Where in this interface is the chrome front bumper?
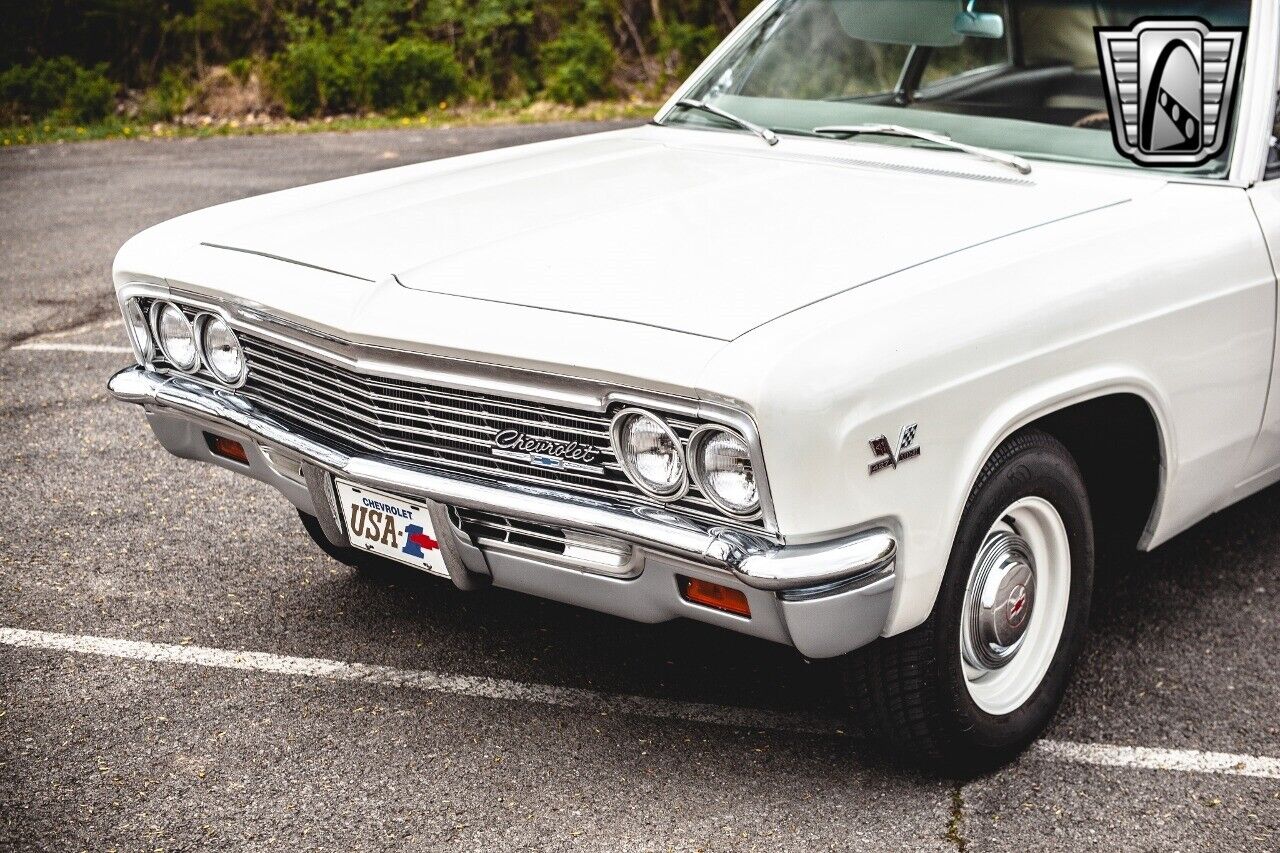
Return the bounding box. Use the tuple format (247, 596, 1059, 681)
(110, 366, 898, 656)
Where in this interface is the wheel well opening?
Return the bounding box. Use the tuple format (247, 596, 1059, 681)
(1024, 394, 1162, 552)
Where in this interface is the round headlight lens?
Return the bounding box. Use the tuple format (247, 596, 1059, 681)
(613, 410, 686, 498)
(200, 315, 245, 384)
(123, 299, 152, 363)
(155, 303, 198, 371)
(694, 429, 759, 516)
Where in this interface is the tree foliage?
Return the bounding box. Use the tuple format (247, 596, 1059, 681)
(0, 0, 763, 118)
(0, 56, 116, 123)
(540, 20, 616, 106)
(371, 39, 465, 113)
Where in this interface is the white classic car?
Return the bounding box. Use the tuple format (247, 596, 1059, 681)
(110, 0, 1280, 771)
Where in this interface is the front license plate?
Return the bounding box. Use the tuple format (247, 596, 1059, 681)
(334, 480, 449, 578)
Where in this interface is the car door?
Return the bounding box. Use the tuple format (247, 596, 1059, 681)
(1241, 88, 1280, 488)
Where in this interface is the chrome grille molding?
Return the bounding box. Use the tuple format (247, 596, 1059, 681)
(236, 333, 767, 533)
(451, 508, 638, 577)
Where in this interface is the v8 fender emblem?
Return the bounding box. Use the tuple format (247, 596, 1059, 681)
(868, 424, 921, 475)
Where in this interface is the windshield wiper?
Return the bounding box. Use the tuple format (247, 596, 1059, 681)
(813, 123, 1032, 175)
(671, 99, 779, 147)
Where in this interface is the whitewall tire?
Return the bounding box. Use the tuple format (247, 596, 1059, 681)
(843, 429, 1094, 774)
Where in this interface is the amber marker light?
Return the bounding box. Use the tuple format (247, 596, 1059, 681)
(678, 576, 751, 618)
(205, 433, 249, 465)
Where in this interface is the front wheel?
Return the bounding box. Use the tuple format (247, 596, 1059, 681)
(843, 429, 1094, 774)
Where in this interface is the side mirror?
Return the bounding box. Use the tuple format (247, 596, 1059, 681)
(954, 2, 1004, 39)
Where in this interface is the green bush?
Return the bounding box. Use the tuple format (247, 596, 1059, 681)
(2, 2, 759, 128)
(539, 20, 615, 106)
(272, 34, 377, 118)
(370, 39, 463, 114)
(657, 21, 719, 84)
(138, 68, 192, 122)
(0, 56, 116, 123)
(226, 57, 255, 83)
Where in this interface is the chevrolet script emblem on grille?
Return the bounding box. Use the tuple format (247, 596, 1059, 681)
(868, 424, 921, 476)
(491, 429, 606, 475)
(1095, 18, 1245, 167)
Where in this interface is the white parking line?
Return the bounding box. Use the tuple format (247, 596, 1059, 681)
(11, 342, 133, 354)
(0, 626, 837, 735)
(1031, 740, 1280, 780)
(24, 317, 124, 342)
(3, 626, 1279, 780)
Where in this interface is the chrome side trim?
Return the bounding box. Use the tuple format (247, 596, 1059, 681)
(110, 366, 894, 593)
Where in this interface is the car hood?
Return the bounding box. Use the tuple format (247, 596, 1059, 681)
(193, 126, 1151, 341)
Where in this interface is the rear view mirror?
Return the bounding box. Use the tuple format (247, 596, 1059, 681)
(832, 0, 965, 48)
(953, 2, 1004, 39)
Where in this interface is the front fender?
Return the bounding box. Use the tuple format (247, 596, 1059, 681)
(701, 182, 1272, 637)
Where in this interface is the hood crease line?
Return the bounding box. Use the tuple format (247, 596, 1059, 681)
(391, 275, 732, 342)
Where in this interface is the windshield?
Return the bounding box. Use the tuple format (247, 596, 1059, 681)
(666, 0, 1251, 177)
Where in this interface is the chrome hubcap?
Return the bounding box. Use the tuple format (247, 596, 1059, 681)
(959, 497, 1071, 716)
(962, 532, 1037, 670)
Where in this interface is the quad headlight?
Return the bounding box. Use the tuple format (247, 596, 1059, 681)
(197, 314, 246, 385)
(131, 295, 247, 386)
(122, 298, 153, 364)
(611, 409, 688, 499)
(611, 409, 763, 518)
(152, 301, 199, 372)
(690, 427, 760, 517)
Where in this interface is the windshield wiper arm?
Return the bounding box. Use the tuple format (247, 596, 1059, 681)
(813, 123, 1032, 175)
(672, 99, 779, 146)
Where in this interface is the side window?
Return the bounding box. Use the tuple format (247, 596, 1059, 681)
(1268, 94, 1280, 180)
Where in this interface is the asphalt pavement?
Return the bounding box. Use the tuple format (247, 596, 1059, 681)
(1, 123, 1278, 852)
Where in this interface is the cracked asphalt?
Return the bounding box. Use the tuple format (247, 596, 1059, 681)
(1, 123, 1278, 852)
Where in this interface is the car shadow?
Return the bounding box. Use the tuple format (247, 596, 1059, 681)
(277, 478, 1280, 767)
(1050, 477, 1280, 742)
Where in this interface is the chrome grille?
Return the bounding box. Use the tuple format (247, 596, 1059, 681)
(237, 334, 765, 532)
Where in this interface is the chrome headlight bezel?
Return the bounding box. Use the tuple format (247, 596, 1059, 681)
(609, 407, 690, 501)
(195, 312, 248, 387)
(150, 300, 200, 373)
(688, 425, 763, 519)
(122, 298, 154, 365)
